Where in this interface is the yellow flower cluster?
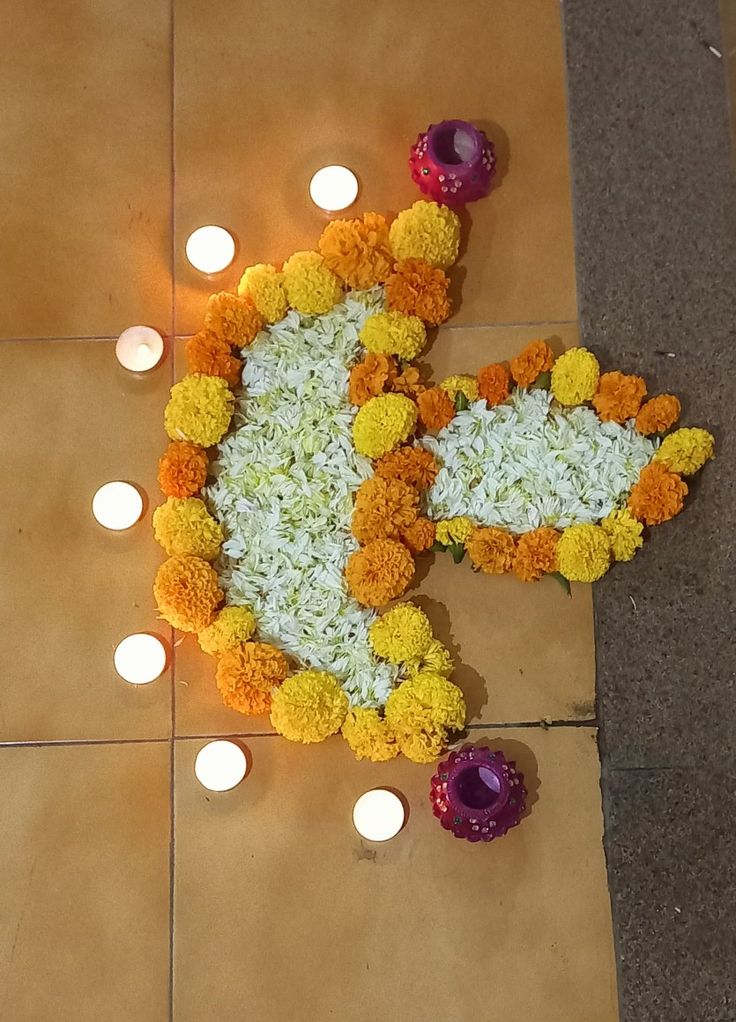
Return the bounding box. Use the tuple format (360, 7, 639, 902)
(153, 497, 223, 561)
(654, 427, 715, 476)
(601, 509, 643, 562)
(237, 263, 288, 323)
(551, 348, 600, 406)
(198, 606, 256, 656)
(389, 200, 461, 269)
(403, 638, 454, 678)
(164, 375, 234, 447)
(556, 523, 611, 582)
(270, 670, 349, 744)
(369, 603, 433, 663)
(440, 375, 480, 402)
(341, 708, 398, 762)
(352, 393, 418, 459)
(435, 516, 474, 546)
(360, 311, 426, 361)
(282, 251, 342, 315)
(385, 671, 466, 763)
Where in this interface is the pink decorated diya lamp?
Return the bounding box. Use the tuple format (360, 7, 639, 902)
(430, 745, 526, 843)
(409, 119, 496, 206)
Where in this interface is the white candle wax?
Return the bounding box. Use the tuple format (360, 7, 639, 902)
(185, 225, 236, 274)
(116, 325, 164, 372)
(309, 165, 359, 212)
(195, 740, 248, 792)
(114, 633, 167, 685)
(352, 789, 405, 842)
(92, 481, 143, 531)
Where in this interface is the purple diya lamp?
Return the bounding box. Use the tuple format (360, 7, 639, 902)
(430, 744, 527, 843)
(409, 119, 496, 206)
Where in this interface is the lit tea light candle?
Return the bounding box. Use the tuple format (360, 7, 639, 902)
(92, 481, 143, 531)
(185, 225, 236, 274)
(309, 165, 359, 212)
(352, 789, 405, 842)
(114, 633, 167, 685)
(115, 325, 164, 372)
(195, 740, 248, 792)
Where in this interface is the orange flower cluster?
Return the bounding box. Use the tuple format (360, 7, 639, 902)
(215, 641, 289, 715)
(467, 527, 516, 574)
(627, 462, 688, 525)
(635, 394, 681, 435)
(593, 371, 647, 424)
(417, 386, 455, 431)
(374, 445, 438, 490)
(385, 258, 451, 326)
(400, 517, 436, 553)
(477, 363, 511, 407)
(158, 441, 209, 498)
(391, 364, 425, 399)
(345, 539, 414, 606)
(348, 353, 397, 406)
(204, 291, 263, 348)
(510, 340, 554, 388)
(513, 527, 560, 582)
(185, 330, 242, 388)
(351, 476, 419, 544)
(318, 212, 393, 289)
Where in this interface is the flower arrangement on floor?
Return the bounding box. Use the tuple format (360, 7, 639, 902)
(152, 192, 714, 765)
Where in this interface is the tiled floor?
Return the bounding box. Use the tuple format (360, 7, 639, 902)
(0, 2, 620, 1020)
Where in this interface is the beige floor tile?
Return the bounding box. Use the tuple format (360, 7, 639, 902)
(0, 341, 172, 740)
(0, 0, 172, 339)
(173, 727, 618, 1022)
(174, 0, 576, 335)
(0, 742, 170, 1021)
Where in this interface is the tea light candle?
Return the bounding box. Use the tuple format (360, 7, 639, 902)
(115, 325, 164, 372)
(195, 740, 247, 792)
(92, 481, 143, 531)
(309, 165, 359, 212)
(114, 633, 167, 685)
(352, 789, 405, 842)
(185, 225, 236, 274)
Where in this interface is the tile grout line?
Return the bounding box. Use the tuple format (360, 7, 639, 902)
(168, 0, 177, 1017)
(0, 737, 171, 749)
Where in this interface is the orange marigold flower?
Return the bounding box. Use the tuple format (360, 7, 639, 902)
(400, 517, 436, 554)
(513, 527, 560, 582)
(635, 394, 681, 435)
(351, 476, 419, 544)
(509, 340, 555, 388)
(157, 441, 208, 498)
(318, 212, 393, 289)
(215, 641, 289, 716)
(627, 462, 688, 525)
(345, 539, 414, 607)
(592, 371, 647, 423)
(467, 527, 516, 575)
(204, 291, 264, 348)
(391, 364, 426, 399)
(184, 330, 241, 388)
(348, 353, 397, 406)
(477, 363, 511, 407)
(374, 445, 438, 490)
(417, 386, 455, 431)
(385, 258, 451, 326)
(153, 555, 222, 633)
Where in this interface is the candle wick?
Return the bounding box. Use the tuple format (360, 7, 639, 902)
(139, 342, 152, 355)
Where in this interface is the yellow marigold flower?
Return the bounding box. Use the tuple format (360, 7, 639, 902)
(403, 639, 454, 679)
(282, 251, 343, 315)
(237, 263, 288, 323)
(198, 606, 257, 656)
(318, 212, 393, 289)
(653, 427, 715, 476)
(556, 523, 612, 582)
(164, 374, 234, 447)
(353, 393, 418, 459)
(440, 375, 480, 403)
(154, 555, 222, 633)
(270, 670, 349, 744)
(389, 200, 461, 269)
(360, 311, 427, 361)
(385, 671, 466, 764)
(550, 347, 600, 406)
(204, 291, 263, 348)
(369, 603, 433, 663)
(341, 708, 398, 762)
(153, 497, 223, 561)
(435, 517, 474, 546)
(600, 509, 644, 563)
